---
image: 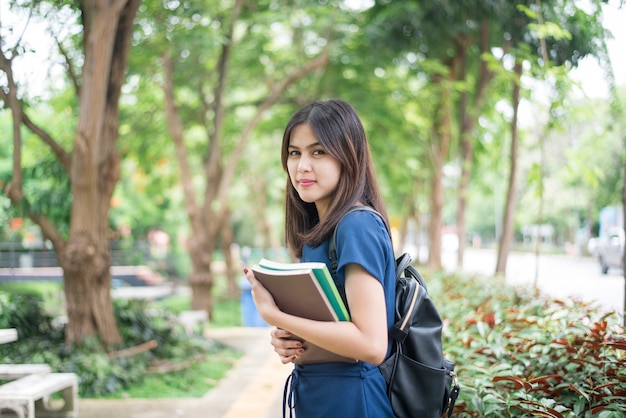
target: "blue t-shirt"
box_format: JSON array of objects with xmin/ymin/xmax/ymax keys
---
[
  {"xmin": 291, "ymin": 209, "xmax": 396, "ymax": 418},
  {"xmin": 302, "ymin": 209, "xmax": 396, "ymax": 347}
]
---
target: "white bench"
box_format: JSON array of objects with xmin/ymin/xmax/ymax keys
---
[
  {"xmin": 0, "ymin": 329, "xmax": 17, "ymax": 345},
  {"xmin": 0, "ymin": 372, "xmax": 77, "ymax": 418},
  {"xmin": 178, "ymin": 310, "xmax": 209, "ymax": 335},
  {"xmin": 0, "ymin": 364, "xmax": 52, "ymax": 380}
]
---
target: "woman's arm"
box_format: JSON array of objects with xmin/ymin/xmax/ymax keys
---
[{"xmin": 245, "ymin": 263, "xmax": 388, "ymax": 365}]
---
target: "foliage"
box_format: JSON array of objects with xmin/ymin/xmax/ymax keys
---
[
  {"xmin": 0, "ymin": 280, "xmax": 64, "ymax": 317},
  {"xmin": 1, "ymin": 0, "xmax": 622, "ymax": 256},
  {"xmin": 0, "ymin": 289, "xmax": 240, "ymax": 398},
  {"xmin": 0, "ymin": 286, "xmax": 61, "ymax": 340},
  {"xmin": 515, "ymin": 87, "xmax": 626, "ymax": 241},
  {"xmin": 425, "ymin": 270, "xmax": 626, "ymax": 417}
]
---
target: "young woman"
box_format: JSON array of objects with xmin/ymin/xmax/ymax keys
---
[{"xmin": 244, "ymin": 99, "xmax": 395, "ymax": 418}]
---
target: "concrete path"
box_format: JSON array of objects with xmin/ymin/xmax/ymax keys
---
[{"xmin": 78, "ymin": 327, "xmax": 291, "ymax": 418}]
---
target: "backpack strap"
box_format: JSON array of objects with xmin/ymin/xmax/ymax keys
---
[
  {"xmin": 401, "ymin": 254, "xmax": 428, "ymax": 292},
  {"xmin": 328, "ymin": 206, "xmax": 381, "ymax": 309}
]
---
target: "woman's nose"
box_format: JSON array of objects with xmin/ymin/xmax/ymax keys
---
[{"xmin": 298, "ymin": 155, "xmax": 311, "ymax": 172}]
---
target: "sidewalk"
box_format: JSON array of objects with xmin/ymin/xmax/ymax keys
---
[{"xmin": 77, "ymin": 327, "xmax": 291, "ymax": 418}]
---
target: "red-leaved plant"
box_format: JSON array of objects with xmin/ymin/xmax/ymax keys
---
[{"xmin": 424, "ymin": 270, "xmax": 625, "ymax": 418}]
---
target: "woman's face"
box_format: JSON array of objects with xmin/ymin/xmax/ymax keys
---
[{"xmin": 287, "ymin": 123, "xmax": 341, "ymax": 219}]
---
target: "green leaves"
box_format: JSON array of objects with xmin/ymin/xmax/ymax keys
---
[
  {"xmin": 426, "ymin": 271, "xmax": 626, "ymax": 417},
  {"xmin": 0, "ymin": 289, "xmax": 237, "ymax": 398}
]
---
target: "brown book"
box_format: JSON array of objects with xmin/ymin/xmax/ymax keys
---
[{"xmin": 251, "ymin": 262, "xmax": 356, "ymax": 365}]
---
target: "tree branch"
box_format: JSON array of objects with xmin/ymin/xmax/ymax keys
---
[
  {"xmin": 209, "ymin": 0, "xmax": 244, "ymax": 147},
  {"xmin": 146, "ymin": 353, "xmax": 205, "ymax": 374},
  {"xmin": 214, "ymin": 48, "xmax": 330, "ymax": 224},
  {"xmin": 0, "ymin": 35, "xmax": 67, "ymax": 256},
  {"xmin": 163, "ymin": 52, "xmax": 202, "ymax": 231},
  {"xmin": 29, "ymin": 212, "xmax": 66, "ymax": 258},
  {"xmin": 203, "ymin": 0, "xmax": 245, "ymax": 211},
  {"xmin": 0, "ymin": 47, "xmax": 24, "ymax": 204},
  {"xmin": 107, "ymin": 340, "xmax": 158, "ymax": 360},
  {"xmin": 56, "ymin": 38, "xmax": 81, "ymax": 96},
  {"xmin": 21, "ymin": 112, "xmax": 72, "ymax": 173}
]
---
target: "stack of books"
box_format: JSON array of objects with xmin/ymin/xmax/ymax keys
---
[{"xmin": 251, "ymin": 259, "xmax": 355, "ymax": 364}]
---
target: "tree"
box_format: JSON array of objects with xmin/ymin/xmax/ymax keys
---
[
  {"xmin": 363, "ymin": 0, "xmax": 509, "ymax": 268},
  {"xmin": 495, "ymin": 0, "xmax": 610, "ymax": 274},
  {"xmin": 454, "ymin": 19, "xmax": 496, "ymax": 267},
  {"xmin": 129, "ymin": 0, "xmax": 332, "ymax": 316},
  {"xmin": 495, "ymin": 58, "xmax": 524, "ymax": 275},
  {"xmin": 0, "ymin": 0, "xmax": 141, "ymax": 345}
]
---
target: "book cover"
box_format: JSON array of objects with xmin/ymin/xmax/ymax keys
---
[
  {"xmin": 251, "ymin": 262, "xmax": 356, "ymax": 365},
  {"xmin": 257, "ymin": 258, "xmax": 350, "ymax": 321}
]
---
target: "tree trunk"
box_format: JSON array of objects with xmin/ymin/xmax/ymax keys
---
[
  {"xmin": 187, "ymin": 229, "xmax": 216, "ymax": 315},
  {"xmin": 456, "ymin": 21, "xmax": 493, "ymax": 267},
  {"xmin": 251, "ymin": 175, "xmax": 283, "ymax": 260},
  {"xmin": 64, "ymin": 0, "xmax": 140, "ymax": 346},
  {"xmin": 398, "ymin": 197, "xmax": 412, "ymax": 251},
  {"xmin": 455, "ymin": 39, "xmax": 470, "ymax": 269},
  {"xmin": 427, "ymin": 68, "xmax": 454, "ymax": 269},
  {"xmin": 427, "ymin": 149, "xmax": 444, "ymax": 269},
  {"xmin": 220, "ymin": 207, "xmax": 239, "ymax": 299},
  {"xmin": 622, "ymin": 136, "xmax": 626, "ymax": 325},
  {"xmin": 2, "ymin": 0, "xmax": 139, "ymax": 346},
  {"xmin": 495, "ymin": 59, "xmax": 523, "ymax": 275},
  {"xmin": 399, "ymin": 194, "xmax": 420, "ymax": 259}
]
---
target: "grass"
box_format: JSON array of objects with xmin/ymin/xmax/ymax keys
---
[
  {"xmin": 100, "ymin": 296, "xmax": 246, "ymax": 399},
  {"xmin": 0, "ymin": 280, "xmax": 249, "ymax": 399},
  {"xmin": 158, "ymin": 294, "xmax": 243, "ymax": 328},
  {"xmin": 101, "ymin": 344, "xmax": 239, "ymax": 399}
]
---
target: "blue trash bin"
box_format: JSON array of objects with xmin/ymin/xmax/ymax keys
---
[{"xmin": 239, "ymin": 278, "xmax": 268, "ymax": 327}]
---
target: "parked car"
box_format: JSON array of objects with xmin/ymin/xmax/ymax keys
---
[{"xmin": 597, "ymin": 226, "xmax": 625, "ymax": 274}]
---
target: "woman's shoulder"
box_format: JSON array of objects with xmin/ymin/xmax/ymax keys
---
[
  {"xmin": 335, "ymin": 208, "xmax": 388, "ymax": 242},
  {"xmin": 337, "ymin": 207, "xmax": 385, "ymax": 229},
  {"xmin": 333, "ymin": 207, "xmax": 394, "ymax": 278}
]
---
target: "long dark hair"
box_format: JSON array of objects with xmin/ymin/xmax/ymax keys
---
[{"xmin": 281, "ymin": 99, "xmax": 390, "ymax": 257}]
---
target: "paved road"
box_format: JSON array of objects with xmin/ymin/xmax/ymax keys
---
[{"xmin": 442, "ymin": 248, "xmax": 624, "ymax": 316}]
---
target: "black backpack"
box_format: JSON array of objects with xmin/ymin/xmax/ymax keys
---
[{"xmin": 330, "ymin": 206, "xmax": 460, "ymax": 418}]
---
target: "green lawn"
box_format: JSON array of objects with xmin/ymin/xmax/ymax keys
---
[
  {"xmin": 100, "ymin": 346, "xmax": 239, "ymax": 399},
  {"xmin": 100, "ymin": 296, "xmax": 244, "ymax": 399}
]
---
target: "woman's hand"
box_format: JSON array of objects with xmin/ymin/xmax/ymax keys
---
[
  {"xmin": 243, "ymin": 268, "xmax": 281, "ymax": 324},
  {"xmin": 271, "ymin": 328, "xmax": 306, "ymax": 364},
  {"xmin": 243, "ymin": 269, "xmax": 306, "ymax": 363}
]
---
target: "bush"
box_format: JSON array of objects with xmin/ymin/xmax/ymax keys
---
[
  {"xmin": 427, "ymin": 271, "xmax": 626, "ymax": 417},
  {"xmin": 0, "ymin": 290, "xmax": 239, "ymax": 398}
]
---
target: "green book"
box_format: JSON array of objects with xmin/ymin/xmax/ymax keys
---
[{"xmin": 256, "ymin": 258, "xmax": 350, "ymax": 321}]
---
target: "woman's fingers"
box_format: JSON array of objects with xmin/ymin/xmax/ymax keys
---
[
  {"xmin": 271, "ymin": 327, "xmax": 292, "ymax": 339},
  {"xmin": 270, "ymin": 327, "xmax": 305, "ymax": 362}
]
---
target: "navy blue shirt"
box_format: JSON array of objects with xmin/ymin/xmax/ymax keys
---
[
  {"xmin": 290, "ymin": 209, "xmax": 396, "ymax": 418},
  {"xmin": 302, "ymin": 209, "xmax": 396, "ymax": 354}
]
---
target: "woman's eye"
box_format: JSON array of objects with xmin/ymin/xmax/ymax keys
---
[
  {"xmin": 288, "ymin": 150, "xmax": 300, "ymax": 157},
  {"xmin": 312, "ymin": 149, "xmax": 325, "ymax": 156}
]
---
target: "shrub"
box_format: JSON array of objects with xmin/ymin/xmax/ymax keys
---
[
  {"xmin": 428, "ymin": 271, "xmax": 626, "ymax": 417},
  {"xmin": 0, "ymin": 291, "xmax": 238, "ymax": 397}
]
